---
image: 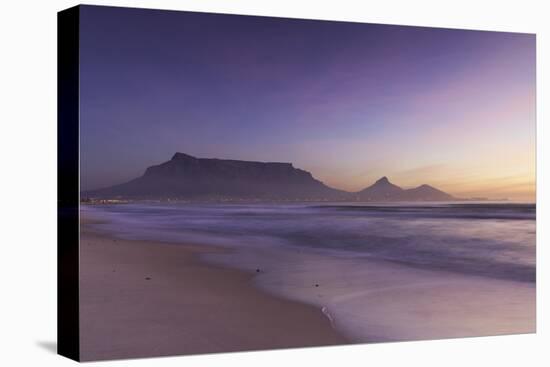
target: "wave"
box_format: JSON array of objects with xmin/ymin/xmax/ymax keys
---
[{"xmin": 82, "ymin": 202, "xmax": 536, "ymax": 282}]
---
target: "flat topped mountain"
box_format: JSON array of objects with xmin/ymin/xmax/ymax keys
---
[
  {"xmin": 84, "ymin": 153, "xmax": 347, "ymax": 200},
  {"xmin": 83, "ymin": 153, "xmax": 455, "ymax": 202},
  {"xmin": 151, "ymin": 152, "xmax": 301, "ymax": 180}
]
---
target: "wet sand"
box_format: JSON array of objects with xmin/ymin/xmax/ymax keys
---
[
  {"xmin": 79, "ymin": 223, "xmax": 347, "ymax": 361},
  {"xmin": 79, "ymin": 211, "xmax": 535, "ymax": 360},
  {"xmin": 205, "ymin": 244, "xmax": 536, "ymax": 343}
]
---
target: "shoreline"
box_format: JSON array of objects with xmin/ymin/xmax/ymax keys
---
[
  {"xmin": 203, "ymin": 241, "xmax": 535, "ymax": 343},
  {"xmin": 79, "ymin": 208, "xmax": 535, "ymax": 359},
  {"xmin": 79, "ymin": 219, "xmax": 347, "ymax": 361}
]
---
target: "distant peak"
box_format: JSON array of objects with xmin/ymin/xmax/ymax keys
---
[
  {"xmin": 171, "ymin": 152, "xmax": 197, "ymax": 161},
  {"xmin": 375, "ymin": 176, "xmax": 390, "ymax": 184}
]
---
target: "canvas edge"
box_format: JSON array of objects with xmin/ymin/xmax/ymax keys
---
[{"xmin": 57, "ymin": 4, "xmax": 81, "ymax": 362}]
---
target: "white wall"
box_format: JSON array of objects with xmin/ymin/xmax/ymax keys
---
[{"xmin": 0, "ymin": 1, "xmax": 547, "ymax": 366}]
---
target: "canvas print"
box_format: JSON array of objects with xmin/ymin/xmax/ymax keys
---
[{"xmin": 58, "ymin": 5, "xmax": 536, "ymax": 362}]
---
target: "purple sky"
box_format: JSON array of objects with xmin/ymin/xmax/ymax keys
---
[{"xmin": 79, "ymin": 6, "xmax": 535, "ymax": 200}]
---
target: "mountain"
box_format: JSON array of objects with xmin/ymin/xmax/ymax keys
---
[
  {"xmin": 83, "ymin": 152, "xmax": 347, "ymax": 201},
  {"xmin": 354, "ymin": 176, "xmax": 404, "ymax": 201},
  {"xmin": 402, "ymin": 184, "xmax": 455, "ymax": 201},
  {"xmin": 354, "ymin": 177, "xmax": 454, "ymax": 202},
  {"xmin": 83, "ymin": 153, "xmax": 455, "ymax": 202}
]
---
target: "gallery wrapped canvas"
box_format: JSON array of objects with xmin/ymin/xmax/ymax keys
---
[{"xmin": 58, "ymin": 5, "xmax": 536, "ymax": 362}]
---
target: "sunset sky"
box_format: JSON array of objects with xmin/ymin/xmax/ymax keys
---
[{"xmin": 79, "ymin": 6, "xmax": 535, "ymax": 201}]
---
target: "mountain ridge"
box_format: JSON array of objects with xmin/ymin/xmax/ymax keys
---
[
  {"xmin": 84, "ymin": 152, "xmax": 348, "ymax": 201},
  {"xmin": 83, "ymin": 153, "xmax": 456, "ymax": 202},
  {"xmin": 355, "ymin": 176, "xmax": 454, "ymax": 202}
]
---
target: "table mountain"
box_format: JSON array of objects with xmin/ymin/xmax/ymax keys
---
[
  {"xmin": 83, "ymin": 153, "xmax": 455, "ymax": 202},
  {"xmin": 83, "ymin": 152, "xmax": 347, "ymax": 201}
]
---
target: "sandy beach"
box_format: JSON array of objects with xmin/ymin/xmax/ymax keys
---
[
  {"xmin": 79, "ymin": 204, "xmax": 535, "ymax": 360},
  {"xmin": 79, "ymin": 220, "xmax": 347, "ymax": 361},
  {"xmin": 205, "ymin": 240, "xmax": 536, "ymax": 344}
]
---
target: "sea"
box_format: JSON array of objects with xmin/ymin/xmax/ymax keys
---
[{"xmin": 82, "ymin": 202, "xmax": 536, "ymax": 341}]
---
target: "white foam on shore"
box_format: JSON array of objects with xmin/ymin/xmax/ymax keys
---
[
  {"xmin": 82, "ymin": 204, "xmax": 536, "ymax": 342},
  {"xmin": 201, "ymin": 244, "xmax": 535, "ymax": 342}
]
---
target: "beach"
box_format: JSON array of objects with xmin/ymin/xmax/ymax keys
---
[
  {"xmin": 79, "ymin": 220, "xmax": 346, "ymax": 361},
  {"xmin": 205, "ymin": 240, "xmax": 535, "ymax": 343},
  {"xmin": 79, "ymin": 203, "xmax": 536, "ymax": 360}
]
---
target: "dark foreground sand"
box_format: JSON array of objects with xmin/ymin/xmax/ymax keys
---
[{"xmin": 79, "ymin": 224, "xmax": 347, "ymax": 361}]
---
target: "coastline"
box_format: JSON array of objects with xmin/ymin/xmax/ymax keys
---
[
  {"xmin": 205, "ymin": 241, "xmax": 536, "ymax": 343},
  {"xmin": 79, "ymin": 205, "xmax": 535, "ymax": 360},
  {"xmin": 79, "ymin": 218, "xmax": 347, "ymax": 361}
]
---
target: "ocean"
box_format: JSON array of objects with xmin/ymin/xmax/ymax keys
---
[{"xmin": 82, "ymin": 202, "xmax": 536, "ymax": 341}]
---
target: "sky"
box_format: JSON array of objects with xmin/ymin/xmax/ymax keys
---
[{"xmin": 79, "ymin": 5, "xmax": 536, "ymax": 201}]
